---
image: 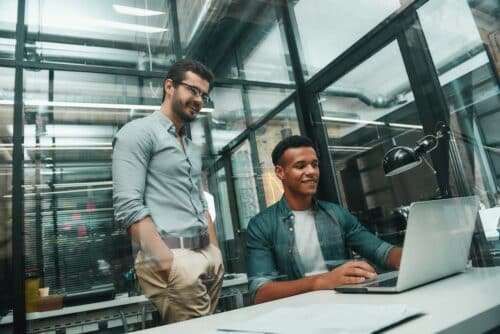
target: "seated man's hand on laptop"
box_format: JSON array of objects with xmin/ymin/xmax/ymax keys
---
[{"xmin": 312, "ymin": 261, "xmax": 377, "ymax": 290}]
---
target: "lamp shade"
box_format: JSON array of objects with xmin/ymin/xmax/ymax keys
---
[{"xmin": 383, "ymin": 146, "xmax": 422, "ymax": 176}]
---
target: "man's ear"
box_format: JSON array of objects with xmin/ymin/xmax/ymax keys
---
[
  {"xmin": 164, "ymin": 79, "xmax": 174, "ymax": 100},
  {"xmin": 275, "ymin": 165, "xmax": 285, "ymax": 181}
]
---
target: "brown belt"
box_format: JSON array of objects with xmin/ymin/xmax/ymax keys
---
[{"xmin": 161, "ymin": 232, "xmax": 210, "ymax": 249}]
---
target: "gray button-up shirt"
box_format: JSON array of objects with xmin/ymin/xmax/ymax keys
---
[{"xmin": 112, "ymin": 111, "xmax": 208, "ymax": 237}]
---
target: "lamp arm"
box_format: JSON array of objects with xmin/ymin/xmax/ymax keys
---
[
  {"xmin": 414, "ymin": 135, "xmax": 438, "ymax": 154},
  {"xmin": 414, "ymin": 122, "xmax": 451, "ymax": 154},
  {"xmin": 435, "ymin": 121, "xmax": 450, "ymax": 139},
  {"xmin": 421, "ymin": 154, "xmax": 437, "ymax": 175}
]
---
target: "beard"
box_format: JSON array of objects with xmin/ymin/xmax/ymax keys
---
[{"xmin": 171, "ymin": 93, "xmax": 199, "ymax": 123}]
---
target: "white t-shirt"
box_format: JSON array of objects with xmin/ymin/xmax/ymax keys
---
[{"xmin": 292, "ymin": 209, "xmax": 328, "ymax": 275}]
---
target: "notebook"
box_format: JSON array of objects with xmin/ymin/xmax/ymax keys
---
[{"xmin": 335, "ymin": 196, "xmax": 479, "ymax": 293}]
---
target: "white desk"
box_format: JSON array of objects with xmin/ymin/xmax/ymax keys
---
[{"xmin": 137, "ymin": 267, "xmax": 500, "ymax": 334}]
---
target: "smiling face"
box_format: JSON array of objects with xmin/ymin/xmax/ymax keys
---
[
  {"xmin": 275, "ymin": 146, "xmax": 320, "ymax": 199},
  {"xmin": 165, "ymin": 70, "xmax": 209, "ymax": 126}
]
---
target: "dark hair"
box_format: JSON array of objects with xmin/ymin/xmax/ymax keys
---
[
  {"xmin": 162, "ymin": 59, "xmax": 214, "ymax": 102},
  {"xmin": 271, "ymin": 135, "xmax": 315, "ymax": 166}
]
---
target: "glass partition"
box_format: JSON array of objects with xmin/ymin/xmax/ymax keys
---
[
  {"xmin": 418, "ymin": 0, "xmax": 500, "ymax": 207},
  {"xmin": 247, "ymin": 87, "xmax": 294, "ymax": 123},
  {"xmin": 212, "ymin": 168, "xmax": 235, "ymax": 261},
  {"xmin": 0, "ymin": 0, "xmax": 17, "ymax": 60},
  {"xmin": 0, "ymin": 67, "xmax": 14, "ymax": 319},
  {"xmin": 319, "ymin": 40, "xmax": 433, "ymax": 245},
  {"xmin": 293, "ymin": 0, "xmax": 401, "ymax": 78},
  {"xmin": 208, "ymin": 86, "xmax": 246, "ymax": 152},
  {"xmin": 207, "ymin": 166, "xmax": 248, "ymax": 275},
  {"xmin": 25, "ymin": 0, "xmax": 175, "ymax": 71},
  {"xmin": 240, "ymin": 20, "xmax": 293, "ymax": 84},
  {"xmin": 195, "ymin": 85, "xmax": 295, "ymax": 154},
  {"xmin": 418, "ymin": 0, "xmax": 499, "ymax": 264},
  {"xmin": 231, "ymin": 140, "xmax": 260, "ymax": 230},
  {"xmin": 206, "ymin": 1, "xmax": 294, "ymax": 84},
  {"xmin": 22, "ymin": 69, "xmax": 154, "ymax": 332}
]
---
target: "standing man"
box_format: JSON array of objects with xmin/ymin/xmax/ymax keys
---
[
  {"xmin": 246, "ymin": 135, "xmax": 402, "ymax": 304},
  {"xmin": 112, "ymin": 59, "xmax": 224, "ymax": 323}
]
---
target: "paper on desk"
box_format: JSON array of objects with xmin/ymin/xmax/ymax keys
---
[{"xmin": 216, "ymin": 303, "xmax": 423, "ymax": 334}]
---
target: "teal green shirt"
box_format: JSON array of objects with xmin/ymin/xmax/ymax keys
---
[{"xmin": 245, "ymin": 196, "xmax": 395, "ymax": 303}]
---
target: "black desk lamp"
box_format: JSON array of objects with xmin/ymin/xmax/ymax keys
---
[
  {"xmin": 382, "ymin": 122, "xmax": 495, "ymax": 267},
  {"xmin": 383, "ymin": 122, "xmax": 450, "ymax": 176}
]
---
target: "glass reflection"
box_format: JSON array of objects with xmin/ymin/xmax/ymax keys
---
[
  {"xmin": 0, "ymin": 0, "xmax": 17, "ymax": 60},
  {"xmin": 0, "ymin": 67, "xmax": 14, "ymax": 319},
  {"xmin": 231, "ymin": 141, "xmax": 260, "ymax": 230},
  {"xmin": 241, "ymin": 21, "xmax": 293, "ymax": 83},
  {"xmin": 206, "ymin": 1, "xmax": 293, "ymax": 84},
  {"xmin": 418, "ymin": 0, "xmax": 499, "ymax": 264},
  {"xmin": 319, "ymin": 41, "xmax": 434, "ymax": 245},
  {"xmin": 209, "ymin": 86, "xmax": 246, "ymax": 151},
  {"xmin": 22, "ymin": 69, "xmax": 140, "ymax": 330},
  {"xmin": 211, "ymin": 167, "xmax": 243, "ymax": 273},
  {"xmin": 247, "ymin": 87, "xmax": 294, "ymax": 123},
  {"xmin": 419, "ymin": 0, "xmax": 500, "ymax": 207},
  {"xmin": 293, "ymin": 0, "xmax": 401, "ymax": 78},
  {"xmin": 25, "ymin": 0, "xmax": 175, "ymax": 70}
]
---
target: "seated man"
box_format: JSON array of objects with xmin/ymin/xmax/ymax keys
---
[{"xmin": 245, "ymin": 135, "xmax": 402, "ymax": 304}]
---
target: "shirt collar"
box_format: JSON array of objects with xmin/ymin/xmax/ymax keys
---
[
  {"xmin": 154, "ymin": 110, "xmax": 188, "ymax": 138},
  {"xmin": 277, "ymin": 195, "xmax": 320, "ymax": 222}
]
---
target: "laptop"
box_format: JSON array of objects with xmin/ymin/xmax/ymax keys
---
[{"xmin": 334, "ymin": 196, "xmax": 479, "ymax": 293}]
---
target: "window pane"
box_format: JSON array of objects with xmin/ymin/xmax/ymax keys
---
[
  {"xmin": 418, "ymin": 0, "xmax": 499, "ymax": 265},
  {"xmin": 209, "ymin": 86, "xmax": 246, "ymax": 152},
  {"xmin": 25, "ymin": 0, "xmax": 175, "ymax": 70},
  {"xmin": 418, "ymin": 0, "xmax": 500, "ymax": 208},
  {"xmin": 231, "ymin": 140, "xmax": 260, "ymax": 230},
  {"xmin": 319, "ymin": 41, "xmax": 433, "ymax": 245},
  {"xmin": 190, "ymin": 113, "xmax": 217, "ymax": 162},
  {"xmin": 240, "ymin": 22, "xmax": 293, "ymax": 84},
  {"xmin": 0, "ymin": 67, "xmax": 14, "ymax": 317},
  {"xmin": 197, "ymin": 85, "xmax": 295, "ymax": 155},
  {"xmin": 22, "ymin": 69, "xmax": 141, "ymax": 330},
  {"xmin": 255, "ymin": 105, "xmax": 301, "ymax": 206},
  {"xmin": 0, "ymin": 0, "xmax": 17, "ymax": 59},
  {"xmin": 293, "ymin": 0, "xmax": 401, "ymax": 78},
  {"xmin": 247, "ymin": 87, "xmax": 294, "ymax": 123},
  {"xmin": 200, "ymin": 1, "xmax": 293, "ymax": 84},
  {"xmin": 209, "ymin": 167, "xmax": 244, "ymax": 274}
]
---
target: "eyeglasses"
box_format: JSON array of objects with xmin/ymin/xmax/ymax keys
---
[{"xmin": 176, "ymin": 81, "xmax": 211, "ymax": 104}]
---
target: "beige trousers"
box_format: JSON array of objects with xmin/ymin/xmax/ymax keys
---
[{"xmin": 135, "ymin": 244, "xmax": 224, "ymax": 324}]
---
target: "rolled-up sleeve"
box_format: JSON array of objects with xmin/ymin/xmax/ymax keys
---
[
  {"xmin": 245, "ymin": 216, "xmax": 280, "ymax": 303},
  {"xmin": 112, "ymin": 123, "xmax": 152, "ymax": 231},
  {"xmin": 340, "ymin": 208, "xmax": 394, "ymax": 267}
]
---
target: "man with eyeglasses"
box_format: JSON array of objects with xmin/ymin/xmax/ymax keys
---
[{"xmin": 112, "ymin": 59, "xmax": 223, "ymax": 324}]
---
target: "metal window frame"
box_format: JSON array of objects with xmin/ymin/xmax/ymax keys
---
[{"xmin": 12, "ymin": 0, "xmax": 26, "ymax": 332}]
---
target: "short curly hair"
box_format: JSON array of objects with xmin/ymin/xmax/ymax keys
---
[{"xmin": 271, "ymin": 135, "xmax": 315, "ymax": 166}]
